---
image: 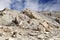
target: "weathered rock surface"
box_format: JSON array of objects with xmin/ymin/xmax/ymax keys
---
[{"xmin": 0, "ymin": 8, "xmax": 60, "ymax": 40}]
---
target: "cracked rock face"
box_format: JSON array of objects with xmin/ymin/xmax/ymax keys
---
[{"xmin": 0, "ymin": 8, "xmax": 60, "ymax": 40}]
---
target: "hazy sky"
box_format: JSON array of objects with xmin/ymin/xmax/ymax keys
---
[{"xmin": 0, "ymin": 0, "xmax": 60, "ymax": 11}]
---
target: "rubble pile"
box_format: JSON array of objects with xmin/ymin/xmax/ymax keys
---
[{"xmin": 0, "ymin": 8, "xmax": 60, "ymax": 40}]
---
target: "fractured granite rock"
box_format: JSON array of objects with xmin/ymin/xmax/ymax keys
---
[{"xmin": 0, "ymin": 8, "xmax": 60, "ymax": 40}]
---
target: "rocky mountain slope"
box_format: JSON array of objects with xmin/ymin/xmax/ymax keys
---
[{"xmin": 0, "ymin": 8, "xmax": 60, "ymax": 40}]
